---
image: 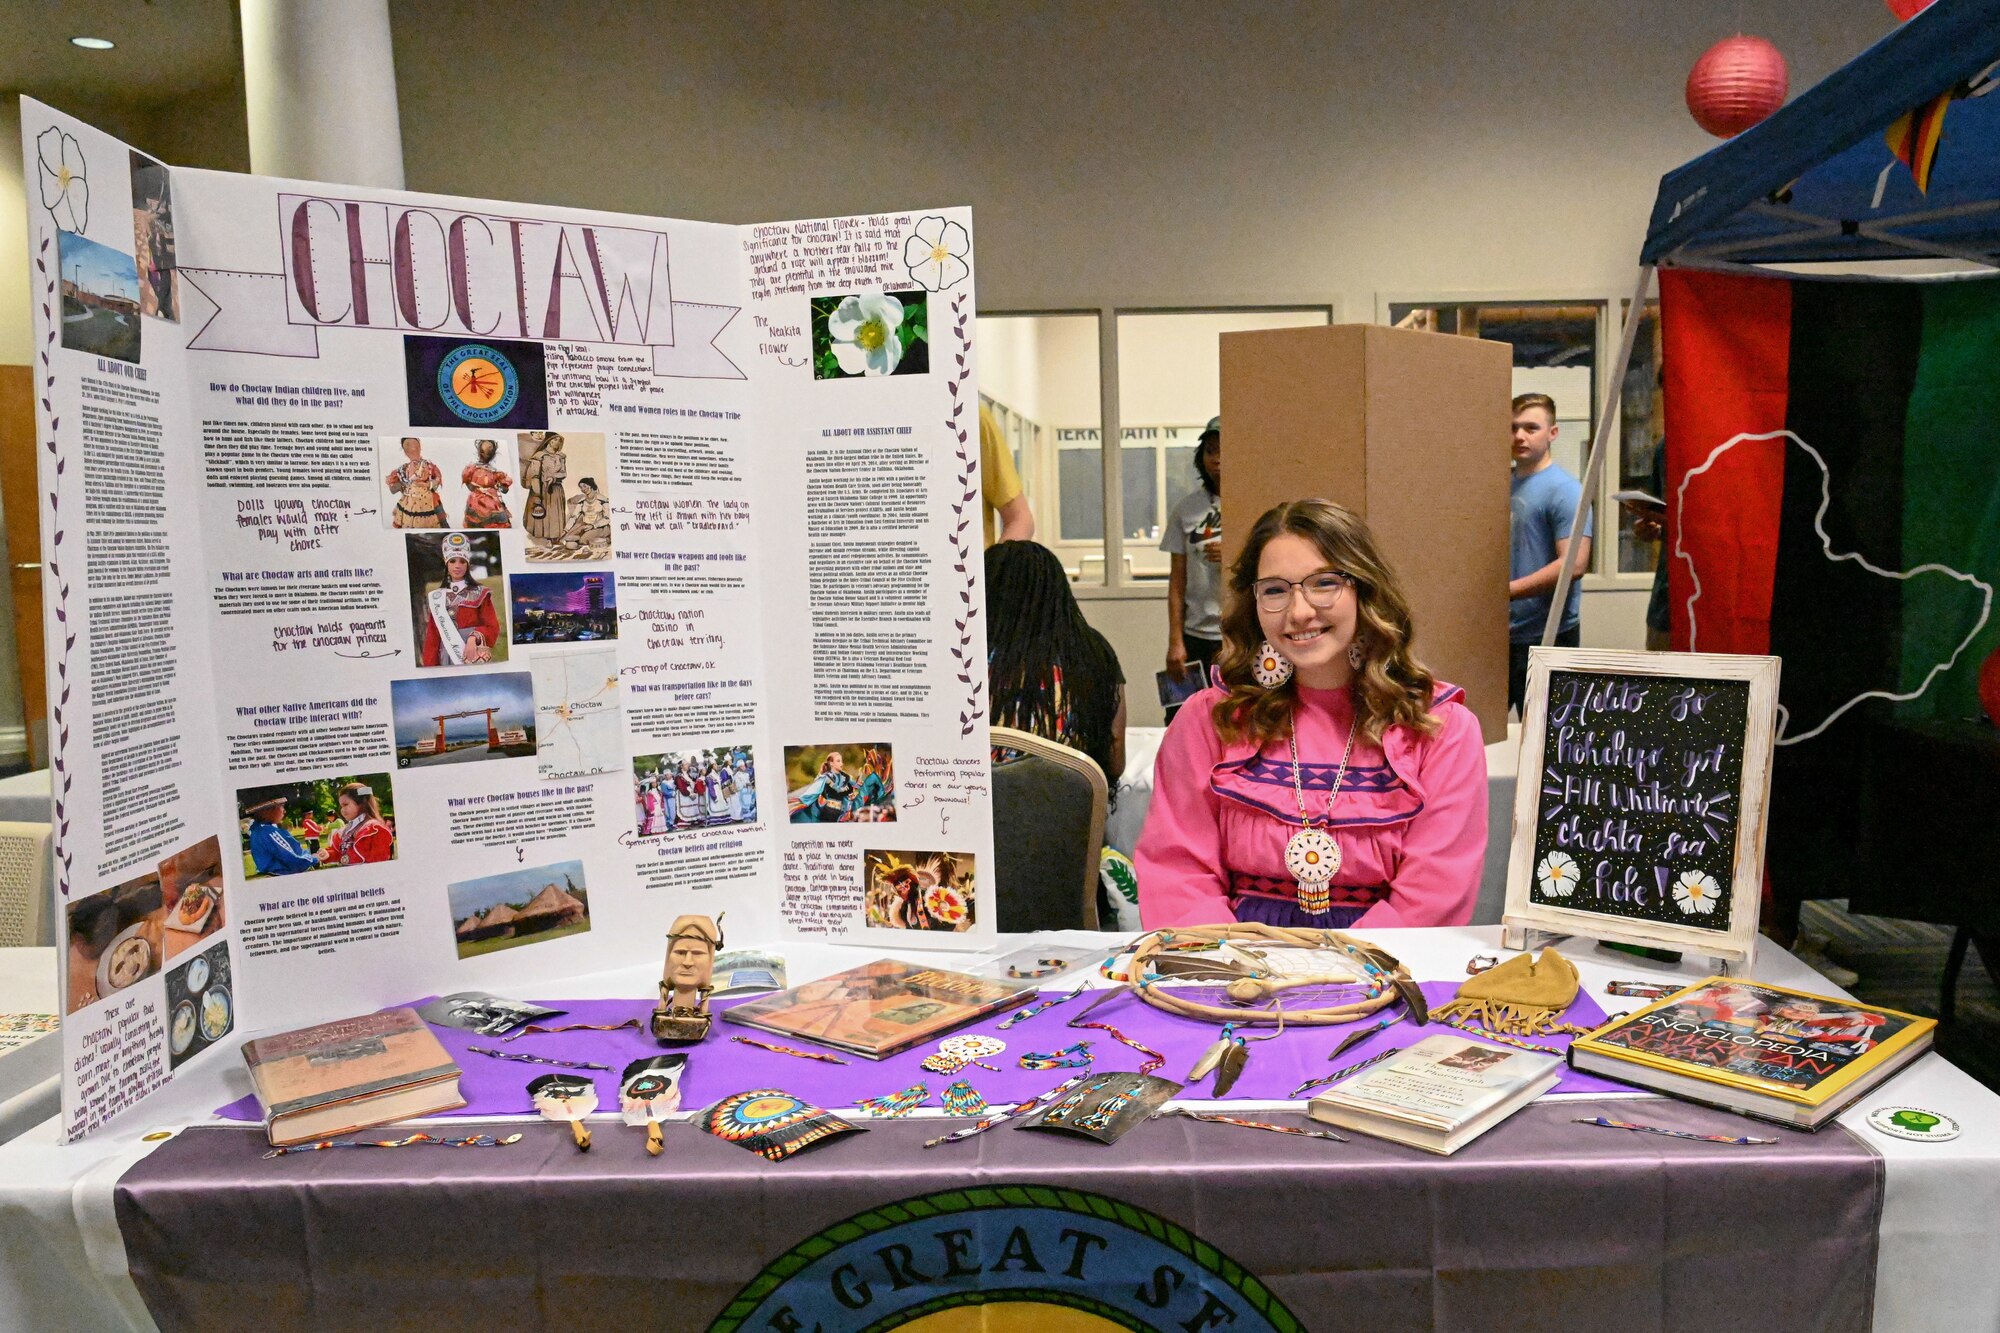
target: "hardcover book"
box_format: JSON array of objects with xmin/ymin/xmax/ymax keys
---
[
  {"xmin": 242, "ymin": 1006, "xmax": 465, "ymax": 1146},
  {"xmin": 1307, "ymin": 1034, "xmax": 1560, "ymax": 1155},
  {"xmin": 1568, "ymin": 977, "xmax": 1934, "ymax": 1129},
  {"xmin": 720, "ymin": 959, "xmax": 1031, "ymax": 1059}
]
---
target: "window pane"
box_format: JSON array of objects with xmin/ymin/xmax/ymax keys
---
[
  {"xmin": 1399, "ymin": 301, "xmax": 1604, "ymax": 573},
  {"xmin": 1115, "ymin": 308, "xmax": 1329, "ymax": 578},
  {"xmin": 1617, "ymin": 301, "xmax": 1664, "ymax": 575},
  {"xmin": 975, "ymin": 313, "xmax": 1102, "ymax": 581},
  {"xmin": 1058, "ymin": 445, "xmax": 1104, "ymax": 543},
  {"xmin": 1122, "ymin": 441, "xmax": 1159, "ymax": 541}
]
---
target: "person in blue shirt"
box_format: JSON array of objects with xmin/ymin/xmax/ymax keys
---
[
  {"xmin": 243, "ymin": 795, "xmax": 317, "ymax": 876},
  {"xmin": 1508, "ymin": 392, "xmax": 1592, "ymax": 715}
]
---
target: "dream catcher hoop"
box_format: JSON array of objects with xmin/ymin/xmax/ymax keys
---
[{"xmin": 1106, "ymin": 923, "xmax": 1427, "ymax": 1027}]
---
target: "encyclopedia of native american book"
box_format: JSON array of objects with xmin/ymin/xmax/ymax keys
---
[
  {"xmin": 1568, "ymin": 977, "xmax": 1935, "ymax": 1129},
  {"xmin": 242, "ymin": 1006, "xmax": 465, "ymax": 1146},
  {"xmin": 719, "ymin": 959, "xmax": 1031, "ymax": 1059}
]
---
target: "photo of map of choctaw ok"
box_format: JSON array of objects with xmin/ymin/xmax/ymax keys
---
[{"xmin": 532, "ymin": 648, "xmax": 624, "ymax": 779}]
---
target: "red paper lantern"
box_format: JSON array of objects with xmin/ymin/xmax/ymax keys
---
[
  {"xmin": 1685, "ymin": 35, "xmax": 1790, "ymax": 138},
  {"xmin": 1979, "ymin": 642, "xmax": 2000, "ymax": 729},
  {"xmin": 1886, "ymin": 0, "xmax": 1936, "ymax": 20}
]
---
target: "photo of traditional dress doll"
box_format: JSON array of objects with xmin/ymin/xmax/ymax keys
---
[
  {"xmin": 384, "ymin": 436, "xmax": 447, "ymax": 529},
  {"xmin": 863, "ymin": 850, "xmax": 975, "ymax": 932},
  {"xmin": 784, "ymin": 744, "xmax": 895, "ymax": 823},
  {"xmin": 633, "ymin": 747, "xmax": 758, "ymax": 835},
  {"xmin": 408, "ymin": 531, "xmax": 507, "ymax": 667},
  {"xmin": 461, "ymin": 437, "xmax": 514, "ymax": 529},
  {"xmin": 518, "ymin": 431, "xmax": 611, "ymax": 561},
  {"xmin": 235, "ymin": 774, "xmax": 397, "ymax": 880}
]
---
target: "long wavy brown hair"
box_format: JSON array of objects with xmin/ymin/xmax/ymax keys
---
[{"xmin": 1213, "ymin": 499, "xmax": 1440, "ymax": 747}]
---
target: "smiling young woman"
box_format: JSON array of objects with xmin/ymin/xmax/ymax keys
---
[{"xmin": 1135, "ymin": 499, "xmax": 1488, "ymax": 928}]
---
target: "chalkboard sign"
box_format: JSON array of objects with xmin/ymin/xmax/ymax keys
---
[{"xmin": 1503, "ymin": 648, "xmax": 1780, "ymax": 967}]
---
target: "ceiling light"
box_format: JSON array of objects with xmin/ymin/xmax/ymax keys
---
[{"xmin": 70, "ymin": 36, "xmax": 116, "ymax": 51}]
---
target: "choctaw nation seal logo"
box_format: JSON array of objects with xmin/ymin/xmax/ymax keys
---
[
  {"xmin": 711, "ymin": 1185, "xmax": 1301, "ymax": 1333},
  {"xmin": 436, "ymin": 342, "xmax": 519, "ymax": 424}
]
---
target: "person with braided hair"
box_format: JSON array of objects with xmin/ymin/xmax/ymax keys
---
[{"xmin": 984, "ymin": 540, "xmax": 1126, "ymax": 799}]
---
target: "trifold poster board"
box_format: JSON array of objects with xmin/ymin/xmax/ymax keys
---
[
  {"xmin": 23, "ymin": 100, "xmax": 994, "ymax": 1141},
  {"xmin": 1503, "ymin": 647, "xmax": 1779, "ymax": 968}
]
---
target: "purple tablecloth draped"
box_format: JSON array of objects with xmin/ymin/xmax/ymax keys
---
[
  {"xmin": 215, "ymin": 983, "xmax": 1630, "ymax": 1122},
  {"xmin": 117, "ymin": 1098, "xmax": 1882, "ymax": 1332}
]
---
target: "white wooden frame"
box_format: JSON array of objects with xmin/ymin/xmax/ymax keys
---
[{"xmin": 1502, "ymin": 647, "xmax": 1781, "ymax": 969}]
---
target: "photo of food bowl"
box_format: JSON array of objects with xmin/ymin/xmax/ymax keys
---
[
  {"xmin": 164, "ymin": 937, "xmax": 234, "ymax": 1071},
  {"xmin": 170, "ymin": 1000, "xmax": 196, "ymax": 1056},
  {"xmin": 65, "ymin": 871, "xmax": 167, "ymax": 1014},
  {"xmin": 200, "ymin": 985, "xmax": 232, "ymax": 1042},
  {"xmin": 98, "ymin": 924, "xmax": 154, "ymax": 995}
]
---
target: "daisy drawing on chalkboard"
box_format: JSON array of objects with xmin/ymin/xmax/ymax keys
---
[
  {"xmin": 1535, "ymin": 850, "xmax": 1580, "ymax": 899},
  {"xmin": 1671, "ymin": 869, "xmax": 1722, "ymax": 915}
]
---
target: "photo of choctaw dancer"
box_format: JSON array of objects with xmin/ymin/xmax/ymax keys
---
[
  {"xmin": 785, "ymin": 744, "xmax": 895, "ymax": 823},
  {"xmin": 408, "ymin": 531, "xmax": 507, "ymax": 667},
  {"xmin": 634, "ymin": 747, "xmax": 758, "ymax": 835}
]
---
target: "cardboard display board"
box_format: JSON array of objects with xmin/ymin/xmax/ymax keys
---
[
  {"xmin": 1219, "ymin": 324, "xmax": 1511, "ymax": 742},
  {"xmin": 23, "ymin": 101, "xmax": 994, "ymax": 1140},
  {"xmin": 1503, "ymin": 647, "xmax": 1779, "ymax": 967}
]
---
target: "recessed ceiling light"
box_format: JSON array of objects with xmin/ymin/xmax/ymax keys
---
[{"xmin": 70, "ymin": 36, "xmax": 116, "ymax": 51}]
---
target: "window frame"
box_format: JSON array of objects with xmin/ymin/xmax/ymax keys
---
[
  {"xmin": 979, "ymin": 302, "xmax": 1339, "ymax": 599},
  {"xmin": 1372, "ymin": 288, "xmax": 1655, "ymax": 592}
]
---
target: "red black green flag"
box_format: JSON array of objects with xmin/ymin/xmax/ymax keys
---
[{"xmin": 1661, "ymin": 268, "xmax": 2000, "ymax": 900}]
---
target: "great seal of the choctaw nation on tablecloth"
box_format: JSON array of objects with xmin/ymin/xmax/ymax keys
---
[{"xmin": 709, "ymin": 1184, "xmax": 1301, "ymax": 1333}]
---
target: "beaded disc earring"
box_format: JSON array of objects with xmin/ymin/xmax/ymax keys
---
[
  {"xmin": 1347, "ymin": 636, "xmax": 1365, "ymax": 671},
  {"xmin": 1253, "ymin": 642, "xmax": 1294, "ymax": 687}
]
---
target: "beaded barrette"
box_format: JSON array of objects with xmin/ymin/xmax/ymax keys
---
[
  {"xmin": 855, "ymin": 1082, "xmax": 931, "ymax": 1118},
  {"xmin": 921, "ymin": 1051, "xmax": 1002, "ymax": 1075},
  {"xmin": 1019, "ymin": 1042, "xmax": 1093, "ymax": 1070}
]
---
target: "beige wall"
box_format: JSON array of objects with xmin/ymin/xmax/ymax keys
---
[{"xmin": 382, "ymin": 0, "xmax": 1890, "ymax": 730}]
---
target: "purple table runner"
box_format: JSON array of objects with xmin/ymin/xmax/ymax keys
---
[
  {"xmin": 119, "ymin": 1097, "xmax": 1882, "ymax": 1332},
  {"xmin": 216, "ymin": 982, "xmax": 1632, "ymax": 1123}
]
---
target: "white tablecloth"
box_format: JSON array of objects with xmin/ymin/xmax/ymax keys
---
[
  {"xmin": 0, "ymin": 948, "xmax": 58, "ymax": 1148},
  {"xmin": 0, "ymin": 926, "xmax": 1993, "ymax": 1330},
  {"xmin": 1107, "ymin": 725, "xmax": 1523, "ymax": 924}
]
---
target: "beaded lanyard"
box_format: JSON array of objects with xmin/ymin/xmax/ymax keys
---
[{"xmin": 265, "ymin": 1131, "xmax": 523, "ymax": 1158}]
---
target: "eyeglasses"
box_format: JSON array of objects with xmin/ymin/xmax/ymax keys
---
[{"xmin": 1252, "ymin": 570, "xmax": 1355, "ymax": 613}]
